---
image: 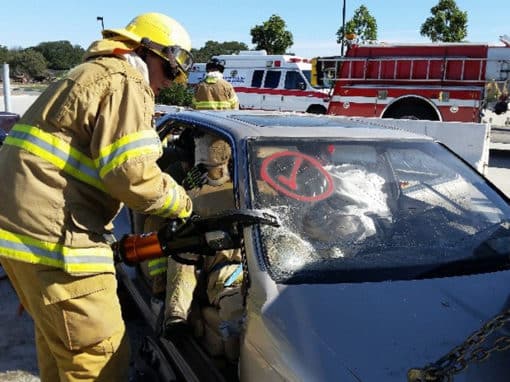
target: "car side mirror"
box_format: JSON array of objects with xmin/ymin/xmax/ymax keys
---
[
  {"xmin": 297, "ymin": 82, "xmax": 306, "ymax": 91},
  {"xmin": 0, "ymin": 112, "xmax": 19, "ymax": 135}
]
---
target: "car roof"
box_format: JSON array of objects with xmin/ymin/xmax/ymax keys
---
[{"xmin": 158, "ymin": 109, "xmax": 434, "ymax": 142}]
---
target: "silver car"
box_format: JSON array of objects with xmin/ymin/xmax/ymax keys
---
[{"xmin": 120, "ymin": 110, "xmax": 510, "ymax": 382}]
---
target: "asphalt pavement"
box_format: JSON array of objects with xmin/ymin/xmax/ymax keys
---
[
  {"xmin": 486, "ymin": 149, "xmax": 510, "ymax": 196},
  {"xmin": 0, "ymin": 271, "xmax": 39, "ymax": 382}
]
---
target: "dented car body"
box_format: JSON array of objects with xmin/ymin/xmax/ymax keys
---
[{"xmin": 123, "ymin": 110, "xmax": 510, "ymax": 381}]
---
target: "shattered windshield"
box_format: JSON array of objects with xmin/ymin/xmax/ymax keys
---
[{"xmin": 248, "ymin": 139, "xmax": 510, "ymax": 283}]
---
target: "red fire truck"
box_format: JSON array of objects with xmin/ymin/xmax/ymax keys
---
[{"xmin": 313, "ymin": 38, "xmax": 510, "ymax": 123}]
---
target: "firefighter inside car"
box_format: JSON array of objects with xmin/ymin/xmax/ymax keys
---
[
  {"xmin": 0, "ymin": 12, "xmax": 194, "ymax": 382},
  {"xmin": 142, "ymin": 131, "xmax": 243, "ymax": 364}
]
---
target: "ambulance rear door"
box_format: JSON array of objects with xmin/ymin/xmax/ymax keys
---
[{"xmin": 260, "ymin": 69, "xmax": 284, "ymax": 111}]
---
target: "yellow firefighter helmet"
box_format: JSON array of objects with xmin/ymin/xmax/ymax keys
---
[{"xmin": 103, "ymin": 12, "xmax": 193, "ymax": 82}]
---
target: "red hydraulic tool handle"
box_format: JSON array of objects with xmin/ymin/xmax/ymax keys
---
[
  {"xmin": 114, "ymin": 232, "xmax": 164, "ymax": 265},
  {"xmin": 113, "ymin": 209, "xmax": 280, "ymax": 266}
]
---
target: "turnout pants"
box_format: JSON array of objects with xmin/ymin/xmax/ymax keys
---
[{"xmin": 0, "ymin": 258, "xmax": 130, "ymax": 382}]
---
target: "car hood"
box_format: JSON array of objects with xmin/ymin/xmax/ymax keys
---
[{"xmin": 243, "ymin": 270, "xmax": 510, "ymax": 381}]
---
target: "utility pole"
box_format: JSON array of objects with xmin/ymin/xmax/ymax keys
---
[
  {"xmin": 2, "ymin": 63, "xmax": 12, "ymax": 112},
  {"xmin": 341, "ymin": 0, "xmax": 346, "ymax": 56},
  {"xmin": 97, "ymin": 16, "xmax": 104, "ymax": 31}
]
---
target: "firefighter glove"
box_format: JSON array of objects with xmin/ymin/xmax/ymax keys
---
[
  {"xmin": 112, "ymin": 235, "xmax": 127, "ymax": 264},
  {"xmin": 182, "ymin": 163, "xmax": 208, "ymax": 190}
]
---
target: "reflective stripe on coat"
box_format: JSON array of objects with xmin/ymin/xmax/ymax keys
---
[
  {"xmin": 0, "ymin": 39, "xmax": 191, "ymax": 274},
  {"xmin": 192, "ymin": 76, "xmax": 239, "ymax": 110}
]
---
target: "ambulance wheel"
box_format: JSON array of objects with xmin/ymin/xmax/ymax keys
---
[{"xmin": 306, "ymin": 105, "xmax": 327, "ymax": 114}]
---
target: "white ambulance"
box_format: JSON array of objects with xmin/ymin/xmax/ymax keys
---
[{"xmin": 192, "ymin": 50, "xmax": 330, "ymax": 114}]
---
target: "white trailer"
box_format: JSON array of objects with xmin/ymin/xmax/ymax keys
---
[{"xmin": 347, "ymin": 117, "xmax": 491, "ymax": 175}]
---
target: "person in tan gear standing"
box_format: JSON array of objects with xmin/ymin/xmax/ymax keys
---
[
  {"xmin": 192, "ymin": 58, "xmax": 239, "ymax": 110},
  {"xmin": 0, "ymin": 12, "xmax": 194, "ymax": 382}
]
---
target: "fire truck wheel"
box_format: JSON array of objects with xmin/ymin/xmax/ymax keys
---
[
  {"xmin": 383, "ymin": 104, "xmax": 439, "ymax": 121},
  {"xmin": 382, "ymin": 96, "xmax": 441, "ymax": 121}
]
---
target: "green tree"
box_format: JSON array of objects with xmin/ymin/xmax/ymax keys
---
[
  {"xmin": 336, "ymin": 5, "xmax": 377, "ymax": 44},
  {"xmin": 191, "ymin": 40, "xmax": 248, "ymax": 63},
  {"xmin": 420, "ymin": 0, "xmax": 468, "ymax": 42},
  {"xmin": 156, "ymin": 83, "xmax": 193, "ymax": 107},
  {"xmin": 8, "ymin": 48, "xmax": 48, "ymax": 80},
  {"xmin": 0, "ymin": 45, "xmax": 9, "ymax": 63},
  {"xmin": 250, "ymin": 14, "xmax": 293, "ymax": 54},
  {"xmin": 33, "ymin": 41, "xmax": 85, "ymax": 70}
]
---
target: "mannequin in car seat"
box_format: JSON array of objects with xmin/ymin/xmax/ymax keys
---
[
  {"xmin": 156, "ymin": 133, "xmax": 243, "ymax": 361},
  {"xmin": 301, "ymin": 146, "xmax": 393, "ymax": 255}
]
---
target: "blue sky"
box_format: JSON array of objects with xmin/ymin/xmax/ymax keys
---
[{"xmin": 1, "ymin": 0, "xmax": 508, "ymax": 58}]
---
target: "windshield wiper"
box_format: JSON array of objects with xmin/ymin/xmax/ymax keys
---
[
  {"xmin": 452, "ymin": 220, "xmax": 510, "ymax": 252},
  {"xmin": 473, "ymin": 221, "xmax": 510, "ymax": 256},
  {"xmin": 415, "ymin": 256, "xmax": 510, "ymax": 279},
  {"xmin": 415, "ymin": 222, "xmax": 510, "ymax": 278}
]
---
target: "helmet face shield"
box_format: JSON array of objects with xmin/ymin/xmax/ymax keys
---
[
  {"xmin": 140, "ymin": 37, "xmax": 193, "ymax": 82},
  {"xmin": 162, "ymin": 45, "xmax": 194, "ymax": 73},
  {"xmin": 141, "ymin": 37, "xmax": 193, "ymax": 81}
]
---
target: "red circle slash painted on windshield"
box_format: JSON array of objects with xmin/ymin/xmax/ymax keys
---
[
  {"xmin": 277, "ymin": 156, "xmax": 303, "ymax": 190},
  {"xmin": 260, "ymin": 151, "xmax": 334, "ymax": 202}
]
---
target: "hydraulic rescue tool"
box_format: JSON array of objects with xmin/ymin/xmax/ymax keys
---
[{"xmin": 112, "ymin": 209, "xmax": 280, "ymax": 266}]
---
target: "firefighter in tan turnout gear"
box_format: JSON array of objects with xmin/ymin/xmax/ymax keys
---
[
  {"xmin": 192, "ymin": 58, "xmax": 239, "ymax": 110},
  {"xmin": 0, "ymin": 13, "xmax": 194, "ymax": 382},
  {"xmin": 145, "ymin": 133, "xmax": 243, "ymax": 362}
]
